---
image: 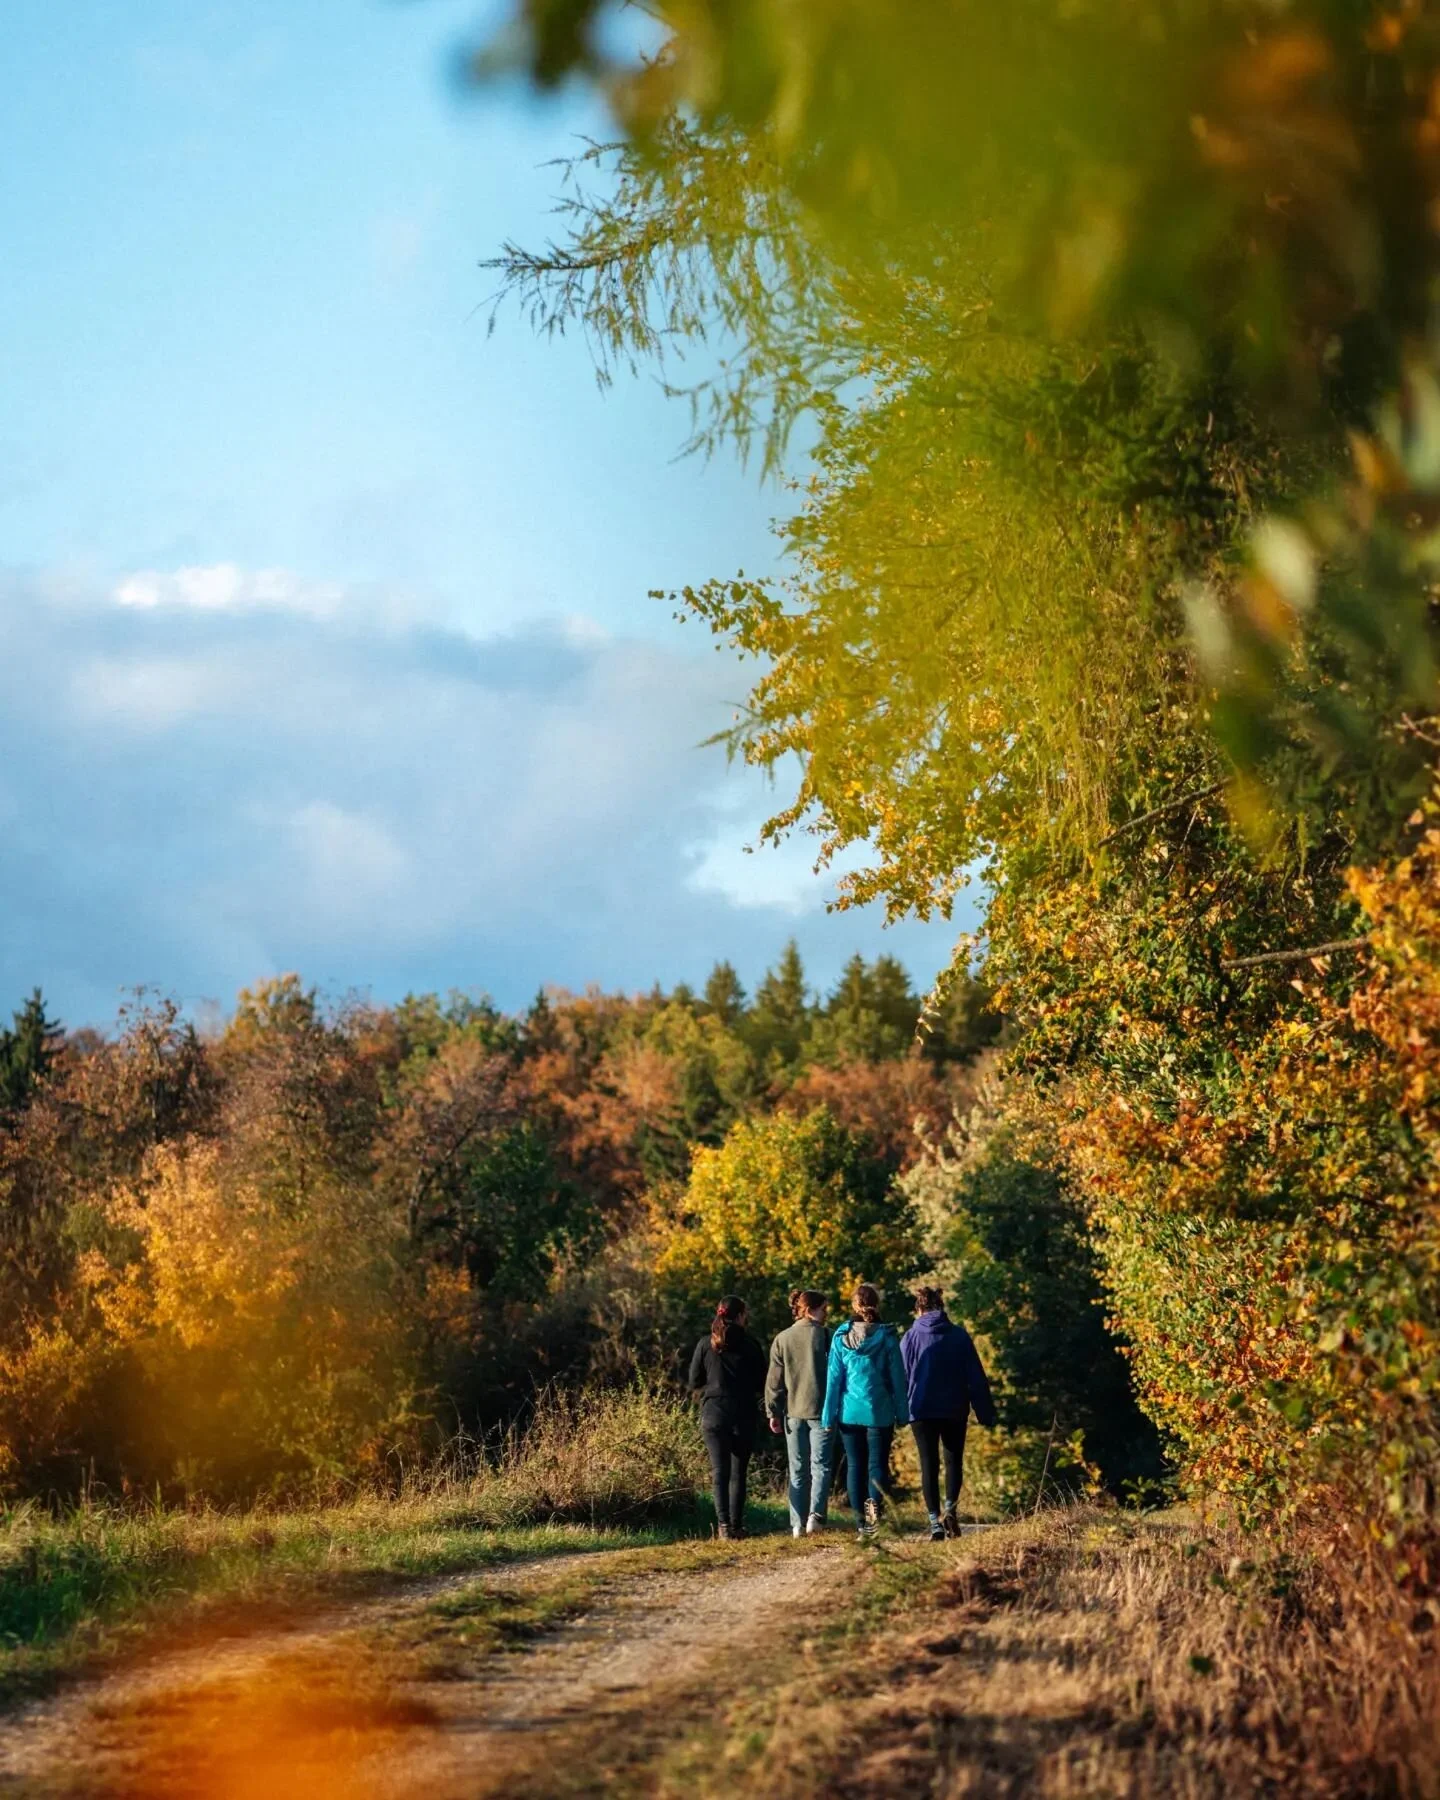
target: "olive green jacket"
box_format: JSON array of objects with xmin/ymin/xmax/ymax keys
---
[{"xmin": 765, "ymin": 1317, "xmax": 830, "ymax": 1422}]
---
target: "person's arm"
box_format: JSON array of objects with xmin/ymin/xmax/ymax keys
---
[
  {"xmin": 962, "ymin": 1329, "xmax": 997, "ymax": 1428},
  {"xmin": 687, "ymin": 1337, "xmax": 708, "ymax": 1394},
  {"xmin": 765, "ymin": 1333, "xmax": 786, "ymax": 1430},
  {"xmin": 900, "ymin": 1326, "xmax": 918, "ymax": 1412},
  {"xmin": 821, "ymin": 1335, "xmax": 844, "ymax": 1429}
]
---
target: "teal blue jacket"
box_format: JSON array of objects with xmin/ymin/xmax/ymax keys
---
[{"xmin": 821, "ymin": 1321, "xmax": 909, "ymax": 1429}]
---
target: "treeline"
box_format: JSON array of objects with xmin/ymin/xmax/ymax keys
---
[{"xmin": 2, "ymin": 950, "xmax": 1104, "ymax": 1501}]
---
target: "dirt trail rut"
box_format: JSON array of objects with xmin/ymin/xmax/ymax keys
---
[{"xmin": 0, "ymin": 1543, "xmax": 843, "ymax": 1799}]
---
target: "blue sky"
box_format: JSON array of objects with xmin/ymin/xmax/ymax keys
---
[{"xmin": 0, "ymin": 0, "xmax": 973, "ymax": 1027}]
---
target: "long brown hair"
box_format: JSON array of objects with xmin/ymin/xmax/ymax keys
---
[
  {"xmin": 851, "ymin": 1282, "xmax": 882, "ymax": 1325},
  {"xmin": 711, "ymin": 1295, "xmax": 748, "ymax": 1351}
]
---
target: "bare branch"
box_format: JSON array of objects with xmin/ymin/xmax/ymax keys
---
[
  {"xmin": 1221, "ymin": 937, "xmax": 1369, "ymax": 973},
  {"xmin": 1101, "ymin": 782, "xmax": 1225, "ymax": 847}
]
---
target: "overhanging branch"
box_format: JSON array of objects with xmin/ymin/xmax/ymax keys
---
[{"xmin": 1221, "ymin": 937, "xmax": 1369, "ymax": 973}]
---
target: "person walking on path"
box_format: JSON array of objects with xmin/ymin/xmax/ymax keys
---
[
  {"xmin": 765, "ymin": 1288, "xmax": 834, "ymax": 1538},
  {"xmin": 902, "ymin": 1283, "xmax": 996, "ymax": 1541},
  {"xmin": 821, "ymin": 1282, "xmax": 908, "ymax": 1539},
  {"xmin": 688, "ymin": 1295, "xmax": 767, "ymax": 1540}
]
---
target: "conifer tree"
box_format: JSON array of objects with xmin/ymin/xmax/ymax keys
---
[
  {"xmin": 0, "ymin": 990, "xmax": 60, "ymax": 1123},
  {"xmin": 701, "ymin": 960, "xmax": 746, "ymax": 1027},
  {"xmin": 746, "ymin": 940, "xmax": 812, "ymax": 1076}
]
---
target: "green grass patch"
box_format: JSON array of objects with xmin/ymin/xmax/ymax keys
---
[{"xmin": 0, "ymin": 1382, "xmax": 742, "ymax": 1705}]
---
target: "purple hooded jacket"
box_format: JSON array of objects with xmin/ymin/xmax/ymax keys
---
[{"xmin": 901, "ymin": 1309, "xmax": 997, "ymax": 1425}]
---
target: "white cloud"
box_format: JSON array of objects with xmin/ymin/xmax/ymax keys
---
[
  {"xmin": 685, "ymin": 805, "xmax": 873, "ymax": 915},
  {"xmin": 113, "ymin": 563, "xmax": 343, "ymax": 617},
  {"xmin": 0, "ymin": 565, "xmax": 971, "ymax": 1024}
]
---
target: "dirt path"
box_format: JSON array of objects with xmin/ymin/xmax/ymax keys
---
[{"xmin": 0, "ymin": 1540, "xmax": 843, "ymax": 1799}]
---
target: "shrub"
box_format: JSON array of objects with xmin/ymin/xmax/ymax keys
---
[
  {"xmin": 474, "ymin": 1385, "xmax": 706, "ymax": 1527},
  {"xmin": 902, "ymin": 1098, "xmax": 1167, "ymax": 1502},
  {"xmin": 0, "ymin": 1142, "xmax": 420, "ymax": 1499}
]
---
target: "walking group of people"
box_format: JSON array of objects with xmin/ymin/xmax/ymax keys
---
[{"xmin": 686, "ymin": 1281, "xmax": 995, "ymax": 1542}]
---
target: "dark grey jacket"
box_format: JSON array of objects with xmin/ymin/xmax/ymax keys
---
[{"xmin": 765, "ymin": 1317, "xmax": 830, "ymax": 1422}]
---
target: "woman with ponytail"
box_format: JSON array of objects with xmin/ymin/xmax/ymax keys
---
[
  {"xmin": 687, "ymin": 1295, "xmax": 767, "ymax": 1539},
  {"xmin": 821, "ymin": 1283, "xmax": 909, "ymax": 1539}
]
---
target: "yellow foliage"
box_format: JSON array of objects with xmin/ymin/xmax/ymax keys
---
[
  {"xmin": 650, "ymin": 1107, "xmax": 919, "ymax": 1332},
  {"xmin": 0, "ymin": 1142, "xmax": 420, "ymax": 1498}
]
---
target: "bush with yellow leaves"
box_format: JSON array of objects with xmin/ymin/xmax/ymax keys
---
[
  {"xmin": 650, "ymin": 1105, "xmax": 921, "ymax": 1340},
  {"xmin": 0, "ymin": 1141, "xmax": 420, "ymax": 1499}
]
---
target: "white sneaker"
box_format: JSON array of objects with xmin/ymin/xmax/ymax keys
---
[
  {"xmin": 792, "ymin": 1523, "xmax": 803, "ymax": 1538},
  {"xmin": 805, "ymin": 1514, "xmax": 824, "ymax": 1535}
]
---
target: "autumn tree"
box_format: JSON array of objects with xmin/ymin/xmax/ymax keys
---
[
  {"xmin": 651, "ymin": 1106, "xmax": 920, "ymax": 1340},
  {"xmin": 481, "ymin": 0, "xmax": 1440, "ymax": 1540}
]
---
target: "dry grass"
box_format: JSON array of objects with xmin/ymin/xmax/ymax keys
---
[
  {"xmin": 472, "ymin": 1383, "xmax": 707, "ymax": 1527},
  {"xmin": 652, "ymin": 1509, "xmax": 1440, "ymax": 1800}
]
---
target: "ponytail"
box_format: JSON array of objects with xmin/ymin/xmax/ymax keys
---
[
  {"xmin": 711, "ymin": 1294, "xmax": 747, "ymax": 1351},
  {"xmin": 851, "ymin": 1282, "xmax": 882, "ymax": 1325}
]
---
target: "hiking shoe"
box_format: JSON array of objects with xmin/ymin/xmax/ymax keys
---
[
  {"xmin": 942, "ymin": 1510, "xmax": 960, "ymax": 1539},
  {"xmin": 862, "ymin": 1499, "xmax": 879, "ymax": 1531},
  {"xmin": 805, "ymin": 1513, "xmax": 824, "ymax": 1536},
  {"xmin": 716, "ymin": 1522, "xmax": 732, "ymax": 1541},
  {"xmin": 929, "ymin": 1523, "xmax": 946, "ymax": 1543}
]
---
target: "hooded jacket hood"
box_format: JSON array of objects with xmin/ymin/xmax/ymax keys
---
[{"xmin": 843, "ymin": 1320, "xmax": 891, "ymax": 1351}]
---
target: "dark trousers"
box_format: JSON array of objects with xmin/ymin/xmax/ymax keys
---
[
  {"xmin": 701, "ymin": 1409, "xmax": 754, "ymax": 1528},
  {"xmin": 838, "ymin": 1423, "xmax": 892, "ymax": 1514},
  {"xmin": 911, "ymin": 1416, "xmax": 967, "ymax": 1515}
]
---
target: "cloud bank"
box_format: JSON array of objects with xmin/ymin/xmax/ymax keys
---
[{"xmin": 0, "ymin": 567, "xmax": 967, "ymax": 1026}]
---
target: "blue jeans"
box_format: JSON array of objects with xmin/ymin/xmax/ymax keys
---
[
  {"xmin": 783, "ymin": 1417, "xmax": 833, "ymax": 1529},
  {"xmin": 839, "ymin": 1423, "xmax": 893, "ymax": 1515}
]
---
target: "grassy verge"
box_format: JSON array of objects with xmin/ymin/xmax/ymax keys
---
[
  {"xmin": 0, "ymin": 1500, "xmax": 689, "ymax": 1706},
  {"xmin": 0, "ymin": 1383, "xmax": 746, "ymax": 1706},
  {"xmin": 641, "ymin": 1507, "xmax": 1440, "ymax": 1800}
]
